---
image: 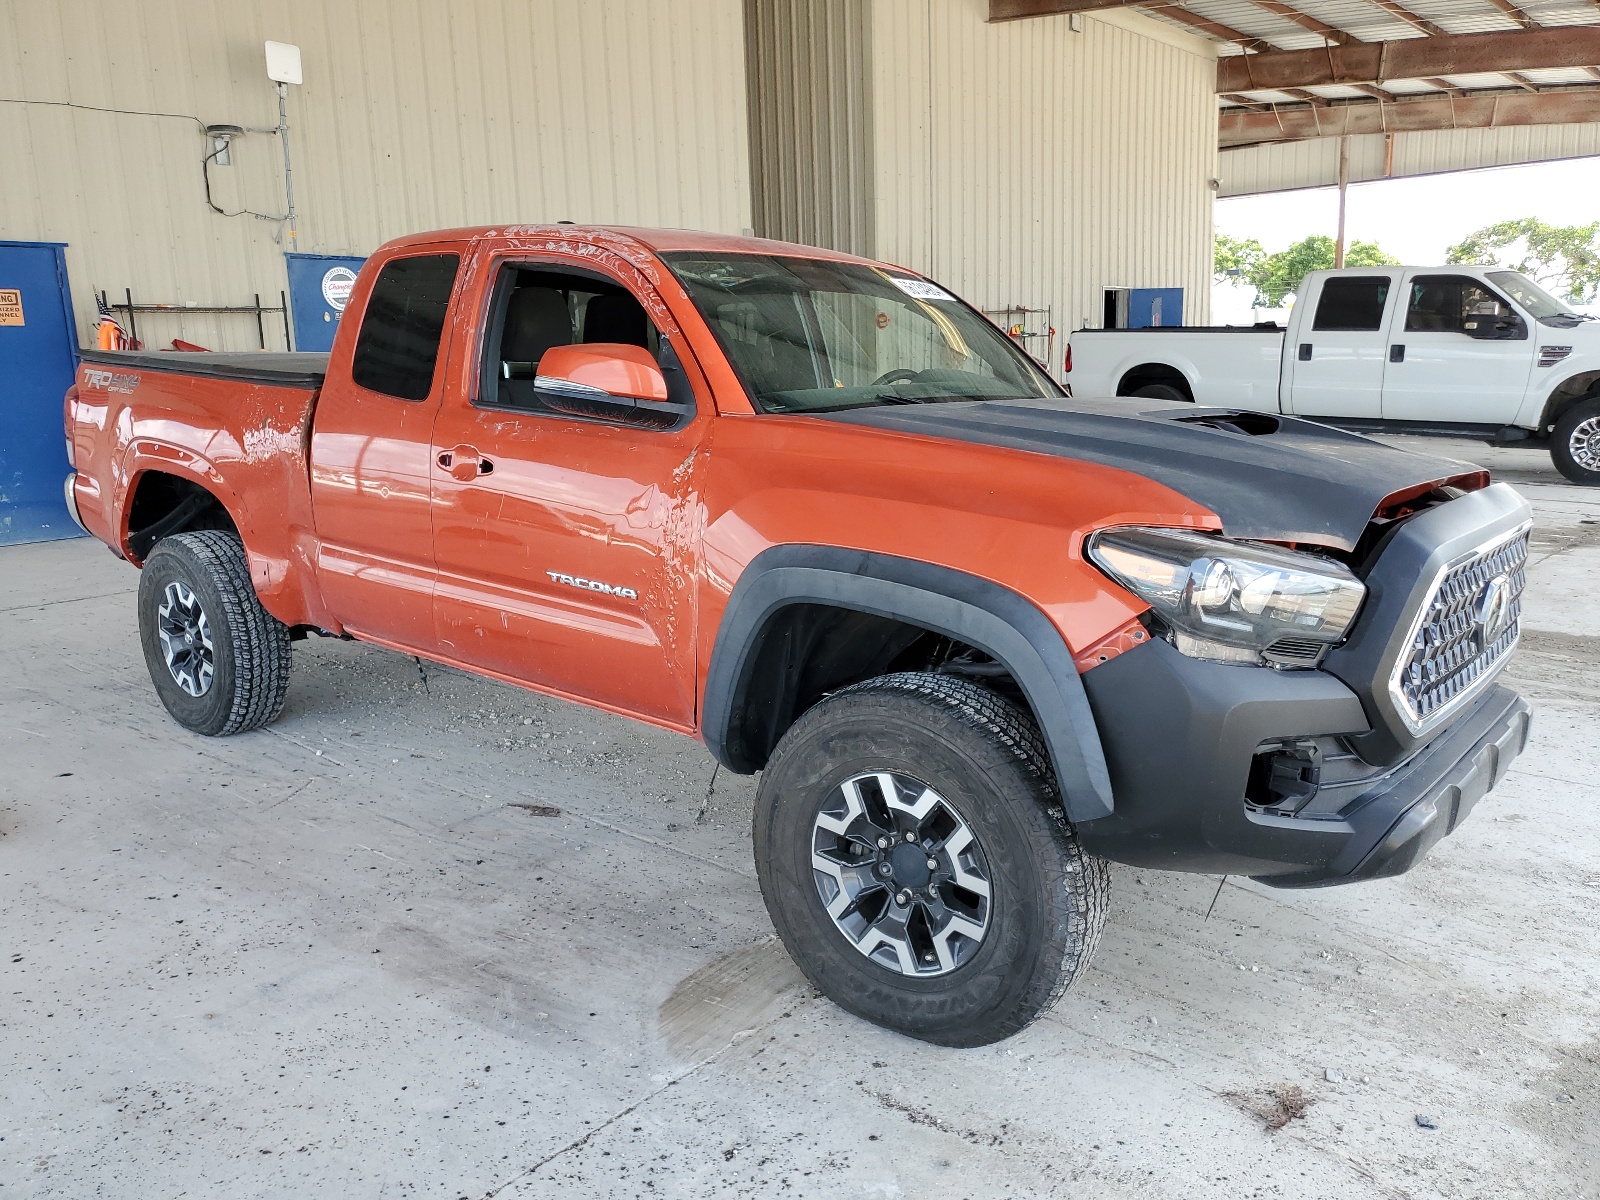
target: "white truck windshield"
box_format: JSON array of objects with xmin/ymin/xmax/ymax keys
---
[
  {"xmin": 1486, "ymin": 270, "xmax": 1586, "ymax": 325},
  {"xmin": 662, "ymin": 252, "xmax": 1061, "ymax": 413}
]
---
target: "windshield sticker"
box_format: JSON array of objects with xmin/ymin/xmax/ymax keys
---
[{"xmin": 892, "ymin": 278, "xmax": 956, "ymax": 302}]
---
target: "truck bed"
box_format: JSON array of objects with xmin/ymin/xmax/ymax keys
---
[
  {"xmin": 78, "ymin": 349, "xmax": 329, "ymax": 388},
  {"xmin": 1069, "ymin": 327, "xmax": 1285, "ymax": 410}
]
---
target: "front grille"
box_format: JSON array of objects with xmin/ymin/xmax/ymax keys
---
[{"xmin": 1393, "ymin": 528, "xmax": 1529, "ymax": 730}]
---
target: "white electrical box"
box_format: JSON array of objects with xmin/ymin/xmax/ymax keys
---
[{"xmin": 265, "ymin": 41, "xmax": 303, "ymax": 85}]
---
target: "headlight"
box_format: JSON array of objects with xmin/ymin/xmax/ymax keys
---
[{"xmin": 1086, "ymin": 527, "xmax": 1365, "ymax": 667}]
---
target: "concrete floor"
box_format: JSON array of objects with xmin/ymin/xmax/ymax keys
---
[{"xmin": 2, "ymin": 437, "xmax": 1597, "ymax": 1199}]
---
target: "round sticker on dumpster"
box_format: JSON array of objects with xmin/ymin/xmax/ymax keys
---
[{"xmin": 321, "ymin": 267, "xmax": 358, "ymax": 313}]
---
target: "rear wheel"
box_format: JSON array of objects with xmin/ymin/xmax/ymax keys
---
[
  {"xmin": 1130, "ymin": 382, "xmax": 1190, "ymax": 403},
  {"xmin": 137, "ymin": 531, "xmax": 293, "ymax": 735},
  {"xmin": 1552, "ymin": 396, "xmax": 1600, "ymax": 485},
  {"xmin": 753, "ymin": 673, "xmax": 1109, "ymax": 1046}
]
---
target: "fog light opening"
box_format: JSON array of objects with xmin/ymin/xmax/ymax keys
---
[{"xmin": 1246, "ymin": 742, "xmax": 1322, "ymax": 815}]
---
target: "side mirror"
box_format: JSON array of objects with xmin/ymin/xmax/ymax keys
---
[
  {"xmin": 1464, "ymin": 314, "xmax": 1527, "ymax": 341},
  {"xmin": 534, "ymin": 344, "xmax": 689, "ymax": 428}
]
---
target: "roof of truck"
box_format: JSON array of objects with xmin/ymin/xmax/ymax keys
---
[{"xmin": 380, "ymin": 224, "xmax": 887, "ymax": 268}]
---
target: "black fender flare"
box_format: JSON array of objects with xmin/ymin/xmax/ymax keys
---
[{"xmin": 700, "ymin": 544, "xmax": 1115, "ymax": 822}]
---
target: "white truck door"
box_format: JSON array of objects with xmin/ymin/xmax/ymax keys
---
[
  {"xmin": 1284, "ymin": 273, "xmax": 1395, "ymax": 418},
  {"xmin": 1381, "ymin": 273, "xmax": 1533, "ymax": 425}
]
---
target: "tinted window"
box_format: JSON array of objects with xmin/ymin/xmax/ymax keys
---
[
  {"xmin": 351, "ymin": 254, "xmax": 460, "ymax": 400},
  {"xmin": 1405, "ymin": 275, "xmax": 1517, "ymax": 335},
  {"xmin": 1311, "ymin": 277, "xmax": 1391, "ymax": 331}
]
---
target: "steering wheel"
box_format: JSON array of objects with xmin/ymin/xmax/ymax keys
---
[{"xmin": 870, "ymin": 368, "xmax": 920, "ymax": 387}]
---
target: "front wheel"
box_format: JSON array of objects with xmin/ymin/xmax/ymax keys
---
[
  {"xmin": 1552, "ymin": 396, "xmax": 1600, "ymax": 485},
  {"xmin": 137, "ymin": 531, "xmax": 293, "ymax": 735},
  {"xmin": 753, "ymin": 673, "xmax": 1109, "ymax": 1046}
]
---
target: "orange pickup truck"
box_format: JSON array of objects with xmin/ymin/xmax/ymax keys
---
[{"xmin": 64, "ymin": 225, "xmax": 1533, "ymax": 1045}]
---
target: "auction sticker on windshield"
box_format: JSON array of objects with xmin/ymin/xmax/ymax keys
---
[{"xmin": 893, "ymin": 278, "xmax": 955, "ymax": 302}]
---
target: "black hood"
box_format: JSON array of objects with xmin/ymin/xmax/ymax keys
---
[{"xmin": 826, "ymin": 397, "xmax": 1486, "ymax": 550}]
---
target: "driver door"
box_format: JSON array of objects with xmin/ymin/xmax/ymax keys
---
[
  {"xmin": 1382, "ymin": 273, "xmax": 1533, "ymax": 425},
  {"xmin": 428, "ymin": 254, "xmax": 709, "ymax": 728}
]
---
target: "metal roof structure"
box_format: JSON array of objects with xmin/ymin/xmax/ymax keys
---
[{"xmin": 993, "ymin": 0, "xmax": 1600, "ymax": 149}]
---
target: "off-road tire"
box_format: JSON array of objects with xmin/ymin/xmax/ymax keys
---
[
  {"xmin": 137, "ymin": 531, "xmax": 293, "ymax": 736},
  {"xmin": 1551, "ymin": 395, "xmax": 1600, "ymax": 485},
  {"xmin": 753, "ymin": 672, "xmax": 1109, "ymax": 1046},
  {"xmin": 1130, "ymin": 382, "xmax": 1190, "ymax": 403}
]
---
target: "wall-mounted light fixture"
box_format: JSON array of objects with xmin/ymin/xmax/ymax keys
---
[{"xmin": 204, "ymin": 123, "xmax": 246, "ymax": 167}]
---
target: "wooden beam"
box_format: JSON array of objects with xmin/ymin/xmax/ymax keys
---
[
  {"xmin": 991, "ymin": 0, "xmax": 1271, "ymax": 48},
  {"xmin": 1219, "ymin": 85, "xmax": 1600, "ymax": 146},
  {"xmin": 1281, "ymin": 87, "xmax": 1333, "ymax": 106},
  {"xmin": 1149, "ymin": 7, "xmax": 1270, "ymax": 51},
  {"xmin": 1363, "ymin": 0, "xmax": 1447, "ymax": 37},
  {"xmin": 1481, "ymin": 0, "xmax": 1536, "ymax": 28},
  {"xmin": 1217, "ymin": 26, "xmax": 1600, "ymax": 92},
  {"xmin": 1246, "ymin": 0, "xmax": 1348, "ymax": 44},
  {"xmin": 990, "ymin": 0, "xmax": 1132, "ymax": 17}
]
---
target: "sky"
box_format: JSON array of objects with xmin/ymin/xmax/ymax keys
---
[{"xmin": 1211, "ymin": 155, "xmax": 1600, "ymax": 321}]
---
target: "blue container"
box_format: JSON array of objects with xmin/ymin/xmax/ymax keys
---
[
  {"xmin": 286, "ymin": 252, "xmax": 367, "ymax": 352},
  {"xmin": 1128, "ymin": 287, "xmax": 1184, "ymax": 329},
  {"xmin": 0, "ymin": 241, "xmax": 82, "ymax": 546}
]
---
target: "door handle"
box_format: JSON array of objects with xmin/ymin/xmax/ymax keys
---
[
  {"xmin": 437, "ymin": 445, "xmax": 494, "ymax": 482},
  {"xmin": 1297, "ymin": 343, "xmax": 1313, "ymax": 361},
  {"xmin": 1390, "ymin": 344, "xmax": 1406, "ymax": 362}
]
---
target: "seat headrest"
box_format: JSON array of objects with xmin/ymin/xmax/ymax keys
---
[
  {"xmin": 583, "ymin": 293, "xmax": 649, "ymax": 347},
  {"xmin": 502, "ymin": 287, "xmax": 571, "ymax": 364}
]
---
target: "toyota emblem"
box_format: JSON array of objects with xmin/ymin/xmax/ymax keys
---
[{"xmin": 1475, "ymin": 573, "xmax": 1515, "ymax": 643}]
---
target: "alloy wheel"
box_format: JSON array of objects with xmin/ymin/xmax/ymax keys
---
[
  {"xmin": 157, "ymin": 580, "xmax": 215, "ymax": 697},
  {"xmin": 1569, "ymin": 414, "xmax": 1600, "ymax": 472},
  {"xmin": 810, "ymin": 770, "xmax": 992, "ymax": 976}
]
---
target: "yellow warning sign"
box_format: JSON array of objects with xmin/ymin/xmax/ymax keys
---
[{"xmin": 0, "ymin": 289, "xmax": 22, "ymax": 326}]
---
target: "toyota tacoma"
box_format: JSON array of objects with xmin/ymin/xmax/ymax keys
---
[{"xmin": 64, "ymin": 225, "xmax": 1533, "ymax": 1045}]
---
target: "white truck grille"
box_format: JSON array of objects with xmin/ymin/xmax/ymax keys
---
[{"xmin": 1392, "ymin": 527, "xmax": 1529, "ymax": 732}]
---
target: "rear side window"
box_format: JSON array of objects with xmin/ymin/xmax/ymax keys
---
[
  {"xmin": 1311, "ymin": 277, "xmax": 1391, "ymax": 331},
  {"xmin": 351, "ymin": 254, "xmax": 460, "ymax": 400}
]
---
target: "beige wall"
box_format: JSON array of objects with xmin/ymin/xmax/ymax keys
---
[
  {"xmin": 871, "ymin": 0, "xmax": 1218, "ymax": 347},
  {"xmin": 3, "ymin": 0, "xmax": 1216, "ymax": 356},
  {"xmin": 0, "ymin": 0, "xmax": 752, "ymax": 349},
  {"xmin": 745, "ymin": 0, "xmax": 876, "ymax": 258}
]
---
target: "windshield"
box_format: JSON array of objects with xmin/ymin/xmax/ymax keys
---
[
  {"xmin": 660, "ymin": 252, "xmax": 1062, "ymax": 413},
  {"xmin": 1486, "ymin": 270, "xmax": 1584, "ymax": 324}
]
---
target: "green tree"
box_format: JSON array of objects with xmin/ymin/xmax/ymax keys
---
[
  {"xmin": 1447, "ymin": 218, "xmax": 1600, "ymax": 303},
  {"xmin": 1214, "ymin": 233, "xmax": 1265, "ymax": 284},
  {"xmin": 1254, "ymin": 235, "xmax": 1400, "ymax": 306}
]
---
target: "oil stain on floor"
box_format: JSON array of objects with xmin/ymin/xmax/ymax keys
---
[{"xmin": 658, "ymin": 936, "xmax": 808, "ymax": 1062}]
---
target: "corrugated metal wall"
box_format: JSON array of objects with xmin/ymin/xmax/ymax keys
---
[
  {"xmin": 870, "ymin": 1, "xmax": 1218, "ymax": 339},
  {"xmin": 745, "ymin": 0, "xmax": 875, "ymax": 258},
  {"xmin": 0, "ymin": 0, "xmax": 751, "ymax": 350},
  {"xmin": 1221, "ymin": 125, "xmax": 1600, "ymax": 197}
]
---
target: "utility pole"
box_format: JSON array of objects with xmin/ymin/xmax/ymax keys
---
[
  {"xmin": 1334, "ymin": 135, "xmax": 1350, "ymax": 269},
  {"xmin": 277, "ymin": 81, "xmax": 297, "ymax": 247}
]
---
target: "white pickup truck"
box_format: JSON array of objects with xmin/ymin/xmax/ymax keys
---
[{"xmin": 1067, "ymin": 266, "xmax": 1600, "ymax": 483}]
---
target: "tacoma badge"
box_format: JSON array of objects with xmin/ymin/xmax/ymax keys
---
[{"xmin": 546, "ymin": 571, "xmax": 638, "ymax": 601}]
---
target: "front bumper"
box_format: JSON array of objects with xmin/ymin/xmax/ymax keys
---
[{"xmin": 1077, "ymin": 637, "xmax": 1530, "ymax": 886}]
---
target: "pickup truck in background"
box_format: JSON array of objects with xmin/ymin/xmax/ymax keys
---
[
  {"xmin": 1068, "ymin": 265, "xmax": 1600, "ymax": 483},
  {"xmin": 65, "ymin": 226, "xmax": 1532, "ymax": 1046}
]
